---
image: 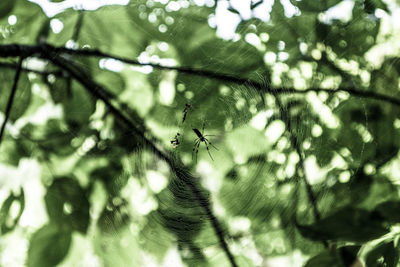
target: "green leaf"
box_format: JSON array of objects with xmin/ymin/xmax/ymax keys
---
[
  {"xmin": 20, "ymin": 120, "xmax": 83, "ymax": 157},
  {"xmin": 45, "ymin": 177, "xmax": 90, "ymax": 234},
  {"xmin": 188, "ymin": 38, "xmax": 263, "ymax": 75},
  {"xmin": 94, "ymin": 70, "xmax": 125, "ymax": 96},
  {"xmin": 127, "ymin": 0, "xmax": 216, "ymax": 51},
  {"xmin": 48, "ymin": 77, "xmax": 70, "ymax": 104},
  {"xmin": 0, "ymin": 0, "xmax": 15, "ymax": 19},
  {"xmin": 290, "ymin": 0, "xmax": 342, "ymax": 12},
  {"xmin": 319, "ymin": 2, "xmax": 380, "ymax": 58},
  {"xmin": 26, "ymin": 122, "xmax": 74, "ymax": 156},
  {"xmin": 366, "ymin": 241, "xmax": 398, "ymax": 267},
  {"xmin": 296, "ymin": 207, "xmax": 389, "ymax": 242},
  {"xmin": 374, "ymin": 200, "xmax": 400, "ymax": 224},
  {"xmin": 356, "ymin": 175, "xmax": 399, "ymax": 211},
  {"xmin": 0, "ymin": 70, "xmax": 32, "ymax": 122},
  {"xmin": 51, "ymin": 6, "xmax": 144, "ymax": 55},
  {"xmin": 35, "ymin": 18, "xmax": 51, "ymax": 43},
  {"xmin": 348, "ymin": 172, "xmax": 373, "ymax": 204},
  {"xmin": 304, "ymin": 246, "xmax": 360, "ymax": 267},
  {"xmin": 62, "ymin": 81, "xmax": 95, "ymax": 127},
  {"xmin": 1, "ymin": 0, "xmax": 400, "ymax": 264},
  {"xmin": 0, "ymin": 0, "xmax": 47, "ymax": 44},
  {"xmin": 0, "ymin": 189, "xmax": 25, "ymax": 234},
  {"xmin": 364, "ymin": 0, "xmax": 389, "ymax": 13},
  {"xmin": 333, "ymin": 100, "xmax": 399, "ymax": 167},
  {"xmin": 0, "ymin": 137, "xmax": 31, "ymax": 166},
  {"xmin": 304, "ymin": 251, "xmax": 343, "ymax": 267},
  {"xmin": 338, "ymin": 246, "xmax": 361, "ymax": 267},
  {"xmin": 370, "ymin": 58, "xmax": 400, "ymax": 98},
  {"xmin": 27, "ymin": 224, "xmax": 72, "ymax": 267},
  {"xmin": 237, "ymin": 4, "xmax": 315, "ymax": 65}
]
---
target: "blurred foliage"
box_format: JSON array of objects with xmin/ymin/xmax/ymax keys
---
[
  {"xmin": 1, "ymin": 0, "xmax": 400, "ymax": 266},
  {"xmin": 27, "ymin": 223, "xmax": 72, "ymax": 267}
]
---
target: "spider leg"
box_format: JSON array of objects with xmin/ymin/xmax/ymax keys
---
[
  {"xmin": 209, "ymin": 142, "xmax": 218, "ymax": 150},
  {"xmin": 192, "ymin": 139, "xmax": 201, "ymax": 162},
  {"xmin": 204, "ymin": 138, "xmax": 219, "ymax": 150},
  {"xmin": 195, "ymin": 140, "xmax": 201, "ymax": 162},
  {"xmin": 203, "ymin": 140, "xmax": 214, "ymax": 161},
  {"xmin": 192, "ymin": 140, "xmax": 198, "ymax": 159}
]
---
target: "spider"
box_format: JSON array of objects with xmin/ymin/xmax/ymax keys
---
[{"xmin": 192, "ymin": 123, "xmax": 218, "ymax": 161}]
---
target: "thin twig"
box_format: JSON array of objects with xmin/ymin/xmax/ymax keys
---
[
  {"xmin": 0, "ymin": 57, "xmax": 23, "ymax": 148},
  {"xmin": 0, "ymin": 43, "xmax": 239, "ymax": 267},
  {"xmin": 64, "ymin": 10, "xmax": 85, "ymax": 97},
  {"xmin": 273, "ymin": 94, "xmax": 328, "ymax": 248},
  {"xmin": 72, "ymin": 11, "xmax": 84, "ymax": 42},
  {"xmin": 1, "ymin": 42, "xmax": 398, "ymax": 264},
  {"xmin": 49, "ymin": 45, "xmax": 400, "ymax": 107},
  {"xmin": 274, "ymin": 96, "xmax": 321, "ymax": 220}
]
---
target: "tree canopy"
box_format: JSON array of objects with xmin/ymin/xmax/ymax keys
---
[{"xmin": 1, "ymin": 0, "xmax": 400, "ymax": 266}]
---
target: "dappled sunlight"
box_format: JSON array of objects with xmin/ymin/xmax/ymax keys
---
[{"xmin": 1, "ymin": 0, "xmax": 400, "ymax": 266}]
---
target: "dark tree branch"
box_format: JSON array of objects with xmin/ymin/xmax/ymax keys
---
[
  {"xmin": 0, "ymin": 57, "xmax": 23, "ymax": 148},
  {"xmin": 50, "ymin": 45, "xmax": 400, "ymax": 107},
  {"xmin": 0, "ymin": 44, "xmax": 42, "ymax": 58},
  {"xmin": 274, "ymin": 96, "xmax": 322, "ymax": 220},
  {"xmin": 1, "ymin": 43, "xmax": 400, "ymax": 107},
  {"xmin": 44, "ymin": 52, "xmax": 239, "ymax": 267},
  {"xmin": 1, "ymin": 42, "xmax": 398, "ymax": 265},
  {"xmin": 272, "ymin": 95, "xmax": 329, "ymax": 249},
  {"xmin": 0, "ymin": 43, "xmax": 238, "ymax": 267}
]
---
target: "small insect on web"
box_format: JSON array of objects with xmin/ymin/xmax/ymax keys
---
[
  {"xmin": 192, "ymin": 122, "xmax": 218, "ymax": 162},
  {"xmin": 170, "ymin": 133, "xmax": 180, "ymax": 148}
]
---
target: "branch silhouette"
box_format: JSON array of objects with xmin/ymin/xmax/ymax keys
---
[
  {"xmin": 1, "ymin": 43, "xmax": 400, "ymax": 107},
  {"xmin": 1, "ymin": 42, "xmax": 399, "ymax": 266},
  {"xmin": 42, "ymin": 45, "xmax": 400, "ymax": 107},
  {"xmin": 0, "ymin": 43, "xmax": 239, "ymax": 267},
  {"xmin": 45, "ymin": 52, "xmax": 239, "ymax": 267},
  {"xmin": 273, "ymin": 95, "xmax": 329, "ymax": 248},
  {"xmin": 0, "ymin": 57, "xmax": 23, "ymax": 148},
  {"xmin": 52, "ymin": 46, "xmax": 400, "ymax": 106}
]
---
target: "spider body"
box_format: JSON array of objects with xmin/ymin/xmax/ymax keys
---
[
  {"xmin": 192, "ymin": 123, "xmax": 218, "ymax": 161},
  {"xmin": 192, "ymin": 128, "xmax": 203, "ymax": 139}
]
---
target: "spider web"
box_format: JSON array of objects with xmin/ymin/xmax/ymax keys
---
[{"xmin": 0, "ymin": 0, "xmax": 388, "ymax": 267}]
